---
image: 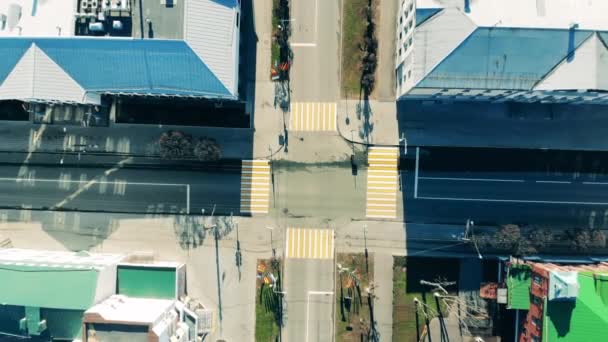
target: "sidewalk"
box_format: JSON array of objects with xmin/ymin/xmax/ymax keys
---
[
  {"xmin": 375, "ymin": 0, "xmax": 397, "ymax": 101},
  {"xmin": 0, "ymin": 121, "xmax": 254, "ymax": 160},
  {"xmin": 338, "ymin": 99, "xmax": 399, "ymax": 146},
  {"xmin": 0, "ymin": 210, "xmax": 407, "ymax": 342},
  {"xmin": 374, "ymin": 253, "xmax": 395, "ymax": 341}
]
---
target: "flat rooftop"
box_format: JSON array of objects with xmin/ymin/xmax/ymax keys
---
[
  {"xmin": 85, "ymin": 295, "xmax": 176, "ymax": 324},
  {"xmin": 418, "ymin": 0, "xmax": 608, "ymax": 30},
  {"xmin": 0, "ymin": 0, "xmax": 77, "ymax": 37},
  {"xmin": 132, "ymin": 0, "xmax": 184, "ymax": 39},
  {"xmin": 0, "ymin": 0, "xmax": 185, "ymax": 39}
]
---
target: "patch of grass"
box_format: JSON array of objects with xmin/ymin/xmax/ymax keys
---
[
  {"xmin": 335, "ymin": 253, "xmax": 374, "ymax": 341},
  {"xmin": 392, "ymin": 257, "xmax": 460, "ymax": 342},
  {"xmin": 271, "ymin": 0, "xmax": 280, "ymax": 68},
  {"xmin": 255, "ymin": 258, "xmax": 283, "ymax": 342},
  {"xmin": 256, "ymin": 299, "xmax": 279, "ymax": 342},
  {"xmin": 340, "ymin": 0, "xmax": 368, "ymax": 98}
]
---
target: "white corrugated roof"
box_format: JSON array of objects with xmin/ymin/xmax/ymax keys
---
[
  {"xmin": 0, "ymin": 248, "xmax": 124, "ymax": 268},
  {"xmin": 184, "ymin": 0, "xmax": 239, "ymax": 96},
  {"xmin": 535, "ymin": 34, "xmax": 606, "ymax": 91},
  {"xmin": 0, "ymin": 0, "xmax": 77, "ymax": 37},
  {"xmin": 0, "ymin": 43, "xmax": 88, "ymax": 102}
]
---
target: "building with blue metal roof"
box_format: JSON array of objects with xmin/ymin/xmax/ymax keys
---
[
  {"xmin": 0, "ymin": 0, "xmax": 240, "ymax": 104},
  {"xmin": 396, "ymin": 0, "xmax": 608, "ymax": 104}
]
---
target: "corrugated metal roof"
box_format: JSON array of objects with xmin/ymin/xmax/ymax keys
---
[
  {"xmin": 0, "ymin": 38, "xmax": 233, "ymax": 100},
  {"xmin": 210, "ymin": 0, "xmax": 239, "ymax": 7},
  {"xmin": 416, "ymin": 8, "xmax": 443, "ymax": 26},
  {"xmin": 411, "ymin": 8, "xmax": 477, "ymax": 87},
  {"xmin": 0, "ymin": 44, "xmax": 88, "ymax": 103},
  {"xmin": 507, "ymin": 263, "xmax": 531, "ymax": 310},
  {"xmin": 185, "ymin": 0, "xmax": 239, "ymax": 96},
  {"xmin": 0, "ymin": 40, "xmax": 31, "ymax": 86},
  {"xmin": 36, "ymin": 38, "xmax": 232, "ymax": 98},
  {"xmin": 418, "ymin": 28, "xmax": 593, "ymax": 90},
  {"xmin": 535, "ymin": 34, "xmax": 599, "ymax": 91},
  {"xmin": 0, "ymin": 264, "xmax": 98, "ymax": 310},
  {"xmin": 546, "ymin": 273, "xmax": 608, "ymax": 341}
]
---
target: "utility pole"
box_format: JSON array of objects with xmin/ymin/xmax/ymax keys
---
[
  {"xmin": 233, "ymin": 212, "xmax": 242, "ymax": 280},
  {"xmin": 202, "ymin": 206, "xmax": 222, "ymax": 329},
  {"xmin": 363, "ymin": 224, "xmax": 369, "ymax": 274}
]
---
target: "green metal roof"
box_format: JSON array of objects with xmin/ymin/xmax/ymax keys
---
[
  {"xmin": 545, "ymin": 273, "xmax": 608, "ymax": 341},
  {"xmin": 0, "ymin": 265, "xmax": 99, "ymax": 310},
  {"xmin": 507, "ymin": 264, "xmax": 531, "ymax": 310},
  {"xmin": 117, "ymin": 266, "xmax": 176, "ymax": 300}
]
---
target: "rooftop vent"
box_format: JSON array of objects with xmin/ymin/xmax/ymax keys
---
[{"xmin": 7, "ymin": 4, "xmax": 22, "ymax": 31}]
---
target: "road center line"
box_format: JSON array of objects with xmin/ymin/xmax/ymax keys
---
[
  {"xmin": 417, "ymin": 196, "xmax": 608, "ymax": 206},
  {"xmin": 5, "ymin": 177, "xmax": 187, "ymax": 187},
  {"xmin": 535, "ymin": 180, "xmax": 572, "ymax": 184},
  {"xmin": 418, "ymin": 177, "xmax": 525, "ymax": 183},
  {"xmin": 583, "ymin": 181, "xmax": 608, "ymax": 185}
]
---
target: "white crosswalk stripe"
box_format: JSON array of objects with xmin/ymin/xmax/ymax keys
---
[
  {"xmin": 366, "ymin": 147, "xmax": 399, "ymax": 219},
  {"xmin": 240, "ymin": 160, "xmax": 271, "ymax": 214},
  {"xmin": 289, "ymin": 102, "xmax": 337, "ymax": 131},
  {"xmin": 285, "ymin": 227, "xmax": 335, "ymax": 259}
]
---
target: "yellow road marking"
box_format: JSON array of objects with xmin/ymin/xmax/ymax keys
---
[
  {"xmin": 289, "ymin": 102, "xmax": 338, "ymax": 132},
  {"xmin": 366, "ymin": 147, "xmax": 398, "ymax": 219},
  {"xmin": 285, "ymin": 228, "xmax": 335, "ymax": 259},
  {"xmin": 240, "ymin": 160, "xmax": 270, "ymax": 214}
]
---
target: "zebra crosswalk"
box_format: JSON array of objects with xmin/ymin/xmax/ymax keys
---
[
  {"xmin": 289, "ymin": 102, "xmax": 337, "ymax": 131},
  {"xmin": 285, "ymin": 227, "xmax": 334, "ymax": 259},
  {"xmin": 240, "ymin": 160, "xmax": 271, "ymax": 214},
  {"xmin": 366, "ymin": 147, "xmax": 399, "ymax": 219}
]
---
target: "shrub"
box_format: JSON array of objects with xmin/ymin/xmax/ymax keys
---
[
  {"xmin": 159, "ymin": 131, "xmax": 194, "ymax": 159},
  {"xmin": 194, "ymin": 137, "xmax": 222, "ymax": 161}
]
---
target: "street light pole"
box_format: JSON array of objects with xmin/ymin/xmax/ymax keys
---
[
  {"xmin": 463, "ymin": 219, "xmax": 483, "ymax": 259},
  {"xmin": 399, "ymin": 132, "xmax": 407, "ymax": 156}
]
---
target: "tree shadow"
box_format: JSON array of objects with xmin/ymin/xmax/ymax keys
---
[
  {"xmin": 173, "ymin": 214, "xmax": 237, "ymax": 251},
  {"xmin": 0, "ymin": 209, "xmax": 121, "ymax": 251},
  {"xmin": 356, "ymin": 0, "xmax": 377, "ymax": 147},
  {"xmin": 240, "ymin": 0, "xmax": 258, "ymax": 120}
]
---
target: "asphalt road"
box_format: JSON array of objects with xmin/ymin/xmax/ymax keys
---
[
  {"xmin": 284, "ymin": 259, "xmax": 334, "ymax": 342},
  {"xmin": 271, "ymin": 163, "xmax": 367, "ymax": 220},
  {"xmin": 402, "ymin": 147, "xmax": 608, "ymax": 228},
  {"xmin": 290, "ymin": 0, "xmax": 340, "ymax": 101},
  {"xmin": 397, "ymin": 100, "xmax": 608, "ymax": 151},
  {"xmin": 0, "ymin": 163, "xmax": 243, "ymax": 215}
]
